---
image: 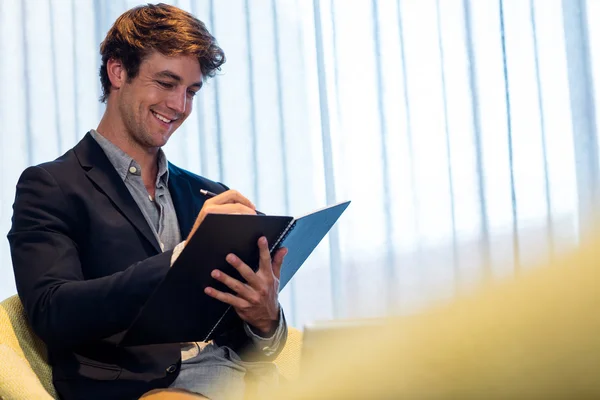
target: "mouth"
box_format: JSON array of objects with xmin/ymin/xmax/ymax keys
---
[{"xmin": 151, "ymin": 110, "xmax": 176, "ymax": 125}]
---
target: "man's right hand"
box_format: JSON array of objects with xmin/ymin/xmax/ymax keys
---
[{"xmin": 186, "ymin": 190, "xmax": 258, "ymax": 242}]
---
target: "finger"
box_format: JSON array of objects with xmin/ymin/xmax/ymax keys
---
[
  {"xmin": 210, "ymin": 269, "xmax": 253, "ymax": 299},
  {"xmin": 203, "ymin": 203, "xmax": 256, "ymax": 216},
  {"xmin": 208, "ymin": 190, "xmax": 256, "ymax": 210},
  {"xmin": 257, "ymin": 236, "xmax": 273, "ymax": 275},
  {"xmin": 226, "ymin": 253, "xmax": 261, "ymax": 288},
  {"xmin": 204, "ymin": 286, "xmax": 249, "ymax": 309},
  {"xmin": 272, "ymin": 247, "xmax": 288, "ymax": 280}
]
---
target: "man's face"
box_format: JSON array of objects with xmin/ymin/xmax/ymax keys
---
[{"xmin": 117, "ymin": 52, "xmax": 202, "ymax": 149}]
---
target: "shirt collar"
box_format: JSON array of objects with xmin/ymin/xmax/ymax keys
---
[
  {"xmin": 90, "ymin": 129, "xmax": 170, "ymax": 185},
  {"xmin": 156, "ymin": 148, "xmax": 169, "ymax": 186}
]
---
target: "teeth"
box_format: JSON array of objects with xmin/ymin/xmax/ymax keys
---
[{"xmin": 152, "ymin": 111, "xmax": 172, "ymax": 123}]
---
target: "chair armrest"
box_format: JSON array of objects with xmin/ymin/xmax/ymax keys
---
[
  {"xmin": 273, "ymin": 326, "xmax": 303, "ymax": 381},
  {"xmin": 0, "ymin": 344, "xmax": 54, "ymax": 400}
]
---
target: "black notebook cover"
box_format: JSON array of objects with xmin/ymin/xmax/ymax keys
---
[{"xmin": 119, "ymin": 200, "xmax": 350, "ymax": 346}]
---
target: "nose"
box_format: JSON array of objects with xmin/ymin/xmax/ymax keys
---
[{"xmin": 166, "ymin": 88, "xmax": 187, "ymax": 115}]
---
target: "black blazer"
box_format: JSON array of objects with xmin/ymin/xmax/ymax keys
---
[{"xmin": 7, "ymin": 133, "xmax": 279, "ymax": 400}]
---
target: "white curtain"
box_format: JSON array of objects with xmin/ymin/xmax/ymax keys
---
[{"xmin": 0, "ymin": 0, "xmax": 597, "ymax": 329}]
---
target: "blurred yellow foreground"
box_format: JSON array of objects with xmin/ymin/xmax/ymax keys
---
[{"xmin": 264, "ymin": 233, "xmax": 600, "ymax": 399}]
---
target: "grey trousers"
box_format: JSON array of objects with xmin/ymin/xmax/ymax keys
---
[{"xmin": 169, "ymin": 343, "xmax": 280, "ymax": 400}]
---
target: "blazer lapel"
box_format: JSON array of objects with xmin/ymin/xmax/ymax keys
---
[
  {"xmin": 73, "ymin": 133, "xmax": 162, "ymax": 253},
  {"xmin": 168, "ymin": 164, "xmax": 197, "ymax": 239}
]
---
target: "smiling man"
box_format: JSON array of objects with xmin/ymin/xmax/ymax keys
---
[{"xmin": 8, "ymin": 4, "xmax": 287, "ymax": 400}]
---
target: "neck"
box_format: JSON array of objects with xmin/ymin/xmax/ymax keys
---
[{"xmin": 97, "ymin": 105, "xmax": 159, "ymax": 185}]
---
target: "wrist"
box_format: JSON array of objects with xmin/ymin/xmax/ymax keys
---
[{"xmin": 252, "ymin": 315, "xmax": 280, "ymax": 337}]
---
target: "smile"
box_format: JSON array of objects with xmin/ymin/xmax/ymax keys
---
[{"xmin": 152, "ymin": 111, "xmax": 174, "ymax": 124}]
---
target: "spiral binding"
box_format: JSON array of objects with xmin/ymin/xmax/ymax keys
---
[{"xmin": 269, "ymin": 220, "xmax": 297, "ymax": 254}]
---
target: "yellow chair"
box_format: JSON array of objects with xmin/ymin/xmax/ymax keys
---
[{"xmin": 0, "ymin": 295, "xmax": 303, "ymax": 399}]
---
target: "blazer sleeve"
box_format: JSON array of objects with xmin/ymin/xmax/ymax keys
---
[{"xmin": 8, "ymin": 166, "xmax": 172, "ymax": 349}]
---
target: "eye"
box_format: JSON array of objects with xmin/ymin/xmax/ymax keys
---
[
  {"xmin": 187, "ymin": 89, "xmax": 198, "ymax": 97},
  {"xmin": 157, "ymin": 81, "xmax": 174, "ymax": 89}
]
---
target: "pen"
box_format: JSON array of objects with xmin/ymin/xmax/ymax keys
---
[{"xmin": 200, "ymin": 189, "xmax": 266, "ymax": 215}]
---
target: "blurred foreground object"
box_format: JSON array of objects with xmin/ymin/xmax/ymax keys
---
[{"xmin": 266, "ymin": 232, "xmax": 600, "ymax": 399}]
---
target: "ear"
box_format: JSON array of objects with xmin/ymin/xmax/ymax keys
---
[{"xmin": 106, "ymin": 58, "xmax": 126, "ymax": 91}]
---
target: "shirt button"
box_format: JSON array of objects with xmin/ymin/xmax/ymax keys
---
[
  {"xmin": 129, "ymin": 166, "xmax": 137, "ymax": 174},
  {"xmin": 166, "ymin": 364, "xmax": 177, "ymax": 374},
  {"xmin": 262, "ymin": 346, "xmax": 274, "ymax": 356}
]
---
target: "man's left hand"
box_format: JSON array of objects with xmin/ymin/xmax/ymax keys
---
[{"xmin": 204, "ymin": 236, "xmax": 287, "ymax": 335}]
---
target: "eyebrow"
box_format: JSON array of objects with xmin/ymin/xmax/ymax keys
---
[{"xmin": 155, "ymin": 70, "xmax": 203, "ymax": 89}]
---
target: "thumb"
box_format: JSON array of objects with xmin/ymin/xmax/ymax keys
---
[{"xmin": 272, "ymin": 247, "xmax": 288, "ymax": 279}]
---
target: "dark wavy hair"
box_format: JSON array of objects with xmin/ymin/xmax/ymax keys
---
[{"xmin": 99, "ymin": 3, "xmax": 225, "ymax": 102}]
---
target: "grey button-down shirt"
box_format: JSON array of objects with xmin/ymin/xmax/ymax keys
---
[{"xmin": 91, "ymin": 130, "xmax": 181, "ymax": 252}]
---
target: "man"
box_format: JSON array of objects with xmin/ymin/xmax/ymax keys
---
[{"xmin": 8, "ymin": 4, "xmax": 288, "ymax": 400}]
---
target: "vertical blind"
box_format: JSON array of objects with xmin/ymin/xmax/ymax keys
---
[{"xmin": 0, "ymin": 0, "xmax": 597, "ymax": 329}]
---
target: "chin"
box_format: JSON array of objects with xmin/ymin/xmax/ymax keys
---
[
  {"xmin": 136, "ymin": 132, "xmax": 170, "ymax": 149},
  {"xmin": 152, "ymin": 135, "xmax": 171, "ymax": 148}
]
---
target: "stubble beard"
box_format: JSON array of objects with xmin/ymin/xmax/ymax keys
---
[{"xmin": 119, "ymin": 99, "xmax": 166, "ymax": 151}]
